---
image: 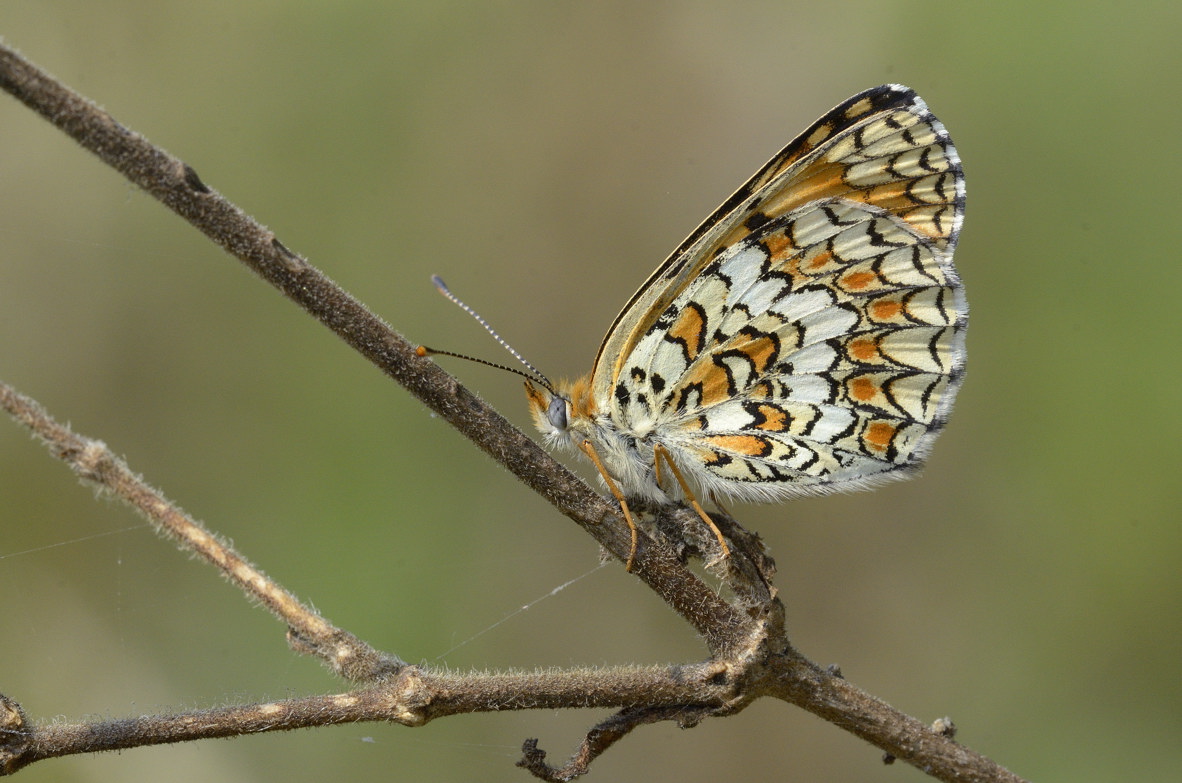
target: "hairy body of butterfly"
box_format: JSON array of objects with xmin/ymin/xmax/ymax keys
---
[{"xmin": 525, "ymin": 84, "xmax": 966, "ymax": 510}]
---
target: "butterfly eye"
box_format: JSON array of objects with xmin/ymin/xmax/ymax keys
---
[{"xmin": 547, "ymin": 396, "xmax": 569, "ymax": 431}]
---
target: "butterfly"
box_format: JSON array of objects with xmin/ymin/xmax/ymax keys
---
[{"xmin": 428, "ymin": 85, "xmax": 966, "ymax": 569}]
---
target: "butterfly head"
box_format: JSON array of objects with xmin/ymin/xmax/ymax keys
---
[{"xmin": 525, "ymin": 375, "xmax": 595, "ymax": 449}]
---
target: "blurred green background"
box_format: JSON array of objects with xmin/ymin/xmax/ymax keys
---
[{"xmin": 1, "ymin": 3, "xmax": 1179, "ymax": 782}]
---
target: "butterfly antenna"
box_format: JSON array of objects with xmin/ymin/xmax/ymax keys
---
[{"xmin": 421, "ymin": 275, "xmax": 556, "ymax": 391}]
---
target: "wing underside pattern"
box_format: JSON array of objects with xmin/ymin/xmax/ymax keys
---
[
  {"xmin": 571, "ymin": 85, "xmax": 967, "ymax": 501},
  {"xmin": 611, "ymin": 196, "xmax": 966, "ymax": 498}
]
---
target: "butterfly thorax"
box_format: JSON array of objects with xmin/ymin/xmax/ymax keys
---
[{"xmin": 525, "ymin": 376, "xmax": 673, "ymax": 504}]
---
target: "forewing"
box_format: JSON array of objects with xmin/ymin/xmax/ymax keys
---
[{"xmin": 592, "ymin": 84, "xmax": 964, "ymax": 406}]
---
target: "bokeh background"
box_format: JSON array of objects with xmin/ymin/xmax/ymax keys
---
[{"xmin": 2, "ymin": 3, "xmax": 1179, "ymax": 782}]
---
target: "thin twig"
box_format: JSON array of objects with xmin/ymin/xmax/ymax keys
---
[
  {"xmin": 518, "ymin": 705, "xmax": 715, "ymax": 782},
  {"xmin": 0, "ymin": 380, "xmax": 401, "ymax": 683},
  {"xmin": 0, "ymin": 664, "xmax": 737, "ymax": 775}
]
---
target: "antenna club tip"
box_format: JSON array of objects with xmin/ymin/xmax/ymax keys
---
[
  {"xmin": 430, "ymin": 274, "xmax": 448, "ymax": 292},
  {"xmin": 415, "ymin": 345, "xmax": 432, "ymax": 357}
]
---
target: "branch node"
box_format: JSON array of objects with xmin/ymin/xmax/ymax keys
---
[
  {"xmin": 0, "ymin": 692, "xmax": 31, "ymax": 775},
  {"xmin": 389, "ymin": 668, "xmax": 432, "ymax": 726},
  {"xmin": 932, "ymin": 716, "xmax": 957, "ymax": 738},
  {"xmin": 182, "ymin": 162, "xmax": 210, "ymax": 193}
]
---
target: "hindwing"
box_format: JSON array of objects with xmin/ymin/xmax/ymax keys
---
[{"xmin": 591, "ymin": 83, "xmax": 965, "ymax": 418}]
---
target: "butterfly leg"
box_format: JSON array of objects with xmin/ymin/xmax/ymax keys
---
[
  {"xmin": 653, "ymin": 444, "xmax": 731, "ymax": 560},
  {"xmin": 578, "ymin": 440, "xmax": 640, "ymax": 572}
]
